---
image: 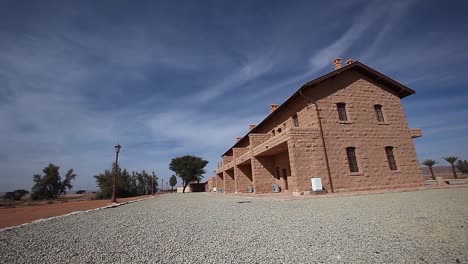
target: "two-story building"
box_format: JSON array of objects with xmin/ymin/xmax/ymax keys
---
[{"xmin": 211, "ymin": 59, "xmax": 423, "ymax": 195}]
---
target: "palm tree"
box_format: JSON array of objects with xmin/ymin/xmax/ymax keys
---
[
  {"xmin": 422, "ymin": 159, "xmax": 438, "ymax": 180},
  {"xmin": 442, "ymin": 156, "xmax": 459, "ymax": 179}
]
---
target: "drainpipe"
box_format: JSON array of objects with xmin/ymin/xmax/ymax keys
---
[{"xmin": 299, "ymin": 90, "xmax": 334, "ymax": 193}]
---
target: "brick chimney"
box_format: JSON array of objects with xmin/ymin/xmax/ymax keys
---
[
  {"xmin": 346, "ymin": 59, "xmax": 355, "ymax": 65},
  {"xmin": 270, "ymin": 104, "xmax": 279, "ymax": 113},
  {"xmin": 236, "ymin": 137, "xmax": 242, "ymax": 141},
  {"xmin": 333, "ymin": 58, "xmax": 342, "ymax": 70},
  {"xmin": 249, "ymin": 124, "xmax": 256, "ymax": 130}
]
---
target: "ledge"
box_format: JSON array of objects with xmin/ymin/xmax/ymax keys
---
[
  {"xmin": 350, "ymin": 172, "xmax": 364, "ymax": 176},
  {"xmin": 339, "ymin": 121, "xmax": 354, "ymax": 124},
  {"xmin": 411, "ymin": 128, "xmax": 422, "ymax": 138}
]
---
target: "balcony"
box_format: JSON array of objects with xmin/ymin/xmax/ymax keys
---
[{"xmin": 411, "ymin": 128, "xmax": 422, "ymax": 138}]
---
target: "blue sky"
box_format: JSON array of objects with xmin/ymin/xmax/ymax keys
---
[{"xmin": 1, "ymin": 0, "xmax": 467, "ymax": 192}]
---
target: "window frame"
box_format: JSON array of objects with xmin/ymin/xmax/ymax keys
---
[
  {"xmin": 346, "ymin": 147, "xmax": 359, "ymax": 173},
  {"xmin": 385, "ymin": 146, "xmax": 398, "ymax": 171},
  {"xmin": 374, "ymin": 104, "xmax": 385, "ymax": 122},
  {"xmin": 337, "ymin": 103, "xmax": 348, "ymax": 121},
  {"xmin": 293, "ymin": 114, "xmax": 299, "ymax": 127}
]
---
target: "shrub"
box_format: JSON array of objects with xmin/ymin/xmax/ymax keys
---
[{"xmin": 2, "ymin": 189, "xmax": 29, "ymax": 201}]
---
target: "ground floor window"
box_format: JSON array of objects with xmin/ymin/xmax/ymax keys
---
[
  {"xmin": 385, "ymin": 146, "xmax": 398, "ymax": 170},
  {"xmin": 346, "ymin": 147, "xmax": 359, "ymax": 173}
]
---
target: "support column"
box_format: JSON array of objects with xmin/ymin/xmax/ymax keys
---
[
  {"xmin": 215, "ymin": 173, "xmax": 224, "ymax": 192},
  {"xmin": 251, "ymin": 156, "xmax": 277, "ymax": 193},
  {"xmin": 223, "ymin": 169, "xmax": 235, "ymax": 193},
  {"xmin": 233, "ymin": 147, "xmax": 251, "ymax": 193},
  {"xmin": 248, "ymin": 133, "xmax": 272, "ymax": 193},
  {"xmin": 234, "ymin": 164, "xmax": 253, "ymax": 193}
]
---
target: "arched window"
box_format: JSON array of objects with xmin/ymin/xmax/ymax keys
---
[
  {"xmin": 337, "ymin": 103, "xmax": 348, "ymax": 121},
  {"xmin": 374, "ymin": 104, "xmax": 385, "ymax": 122},
  {"xmin": 346, "ymin": 147, "xmax": 359, "ymax": 172},
  {"xmin": 385, "ymin": 146, "xmax": 397, "ymax": 170}
]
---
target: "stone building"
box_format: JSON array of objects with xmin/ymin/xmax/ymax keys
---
[{"xmin": 211, "ymin": 59, "xmax": 423, "ymax": 195}]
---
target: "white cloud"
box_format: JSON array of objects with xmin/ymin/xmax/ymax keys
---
[
  {"xmin": 188, "ymin": 54, "xmax": 275, "ymax": 103},
  {"xmin": 308, "ymin": 2, "xmax": 389, "ymax": 71},
  {"xmin": 146, "ymin": 110, "xmax": 265, "ymax": 150}
]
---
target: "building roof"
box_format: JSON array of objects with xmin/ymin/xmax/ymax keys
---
[{"xmin": 221, "ymin": 61, "xmax": 416, "ymax": 157}]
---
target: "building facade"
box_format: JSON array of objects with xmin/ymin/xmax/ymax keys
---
[{"xmin": 211, "ymin": 59, "xmax": 423, "ymax": 195}]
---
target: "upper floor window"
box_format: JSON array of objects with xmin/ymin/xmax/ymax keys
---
[
  {"xmin": 346, "ymin": 147, "xmax": 359, "ymax": 173},
  {"xmin": 277, "ymin": 128, "xmax": 282, "ymax": 133},
  {"xmin": 337, "ymin": 103, "xmax": 348, "ymax": 121},
  {"xmin": 374, "ymin": 104, "xmax": 385, "ymax": 122},
  {"xmin": 293, "ymin": 114, "xmax": 299, "ymax": 127},
  {"xmin": 385, "ymin": 146, "xmax": 397, "ymax": 170}
]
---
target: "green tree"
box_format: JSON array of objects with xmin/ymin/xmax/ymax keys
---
[
  {"xmin": 94, "ymin": 163, "xmax": 137, "ymax": 199},
  {"xmin": 169, "ymin": 175, "xmax": 177, "ymax": 191},
  {"xmin": 151, "ymin": 172, "xmax": 158, "ymax": 194},
  {"xmin": 442, "ymin": 156, "xmax": 459, "ymax": 179},
  {"xmin": 422, "ymin": 159, "xmax": 438, "ymax": 180},
  {"xmin": 2, "ymin": 189, "xmax": 29, "ymax": 201},
  {"xmin": 94, "ymin": 164, "xmax": 158, "ymax": 198},
  {"xmin": 169, "ymin": 155, "xmax": 208, "ymax": 193},
  {"xmin": 456, "ymin": 160, "xmax": 468, "ymax": 174},
  {"xmin": 31, "ymin": 164, "xmax": 77, "ymax": 200}
]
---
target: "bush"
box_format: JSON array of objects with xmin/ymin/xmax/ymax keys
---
[
  {"xmin": 75, "ymin": 190, "xmax": 86, "ymax": 194},
  {"xmin": 2, "ymin": 189, "xmax": 29, "ymax": 201},
  {"xmin": 456, "ymin": 160, "xmax": 468, "ymax": 174}
]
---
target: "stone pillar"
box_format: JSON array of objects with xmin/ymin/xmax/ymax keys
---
[
  {"xmin": 251, "ymin": 156, "xmax": 277, "ymax": 193},
  {"xmin": 215, "ymin": 173, "xmax": 224, "ymax": 192},
  {"xmin": 233, "ymin": 148, "xmax": 250, "ymax": 193},
  {"xmin": 249, "ymin": 133, "xmax": 273, "ymax": 193},
  {"xmin": 235, "ymin": 164, "xmax": 253, "ymax": 193},
  {"xmin": 223, "ymin": 170, "xmax": 235, "ymax": 193}
]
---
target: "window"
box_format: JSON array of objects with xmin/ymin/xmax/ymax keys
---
[
  {"xmin": 385, "ymin": 146, "xmax": 397, "ymax": 170},
  {"xmin": 337, "ymin": 103, "xmax": 348, "ymax": 121},
  {"xmin": 374, "ymin": 105, "xmax": 385, "ymax": 122},
  {"xmin": 276, "ymin": 167, "xmax": 280, "ymax": 179},
  {"xmin": 346, "ymin": 147, "xmax": 359, "ymax": 173},
  {"xmin": 272, "ymin": 130, "xmax": 275, "ymax": 136},
  {"xmin": 277, "ymin": 128, "xmax": 282, "ymax": 133},
  {"xmin": 293, "ymin": 114, "xmax": 299, "ymax": 127}
]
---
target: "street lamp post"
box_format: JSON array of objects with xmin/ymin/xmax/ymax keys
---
[{"xmin": 111, "ymin": 143, "xmax": 121, "ymax": 203}]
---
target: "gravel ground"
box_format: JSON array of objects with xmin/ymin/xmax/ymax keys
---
[{"xmin": 1, "ymin": 188, "xmax": 467, "ymax": 263}]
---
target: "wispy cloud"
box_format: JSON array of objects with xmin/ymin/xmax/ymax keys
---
[
  {"xmin": 146, "ymin": 111, "xmax": 265, "ymax": 149},
  {"xmin": 186, "ymin": 54, "xmax": 275, "ymax": 103},
  {"xmin": 308, "ymin": 2, "xmax": 389, "ymax": 71}
]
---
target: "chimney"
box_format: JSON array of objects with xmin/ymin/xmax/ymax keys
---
[
  {"xmin": 270, "ymin": 104, "xmax": 279, "ymax": 113},
  {"xmin": 236, "ymin": 137, "xmax": 242, "ymax": 141},
  {"xmin": 333, "ymin": 58, "xmax": 342, "ymax": 70},
  {"xmin": 346, "ymin": 59, "xmax": 355, "ymax": 65},
  {"xmin": 249, "ymin": 124, "xmax": 256, "ymax": 130}
]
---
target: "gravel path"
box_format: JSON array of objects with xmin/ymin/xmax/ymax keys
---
[{"xmin": 1, "ymin": 188, "xmax": 467, "ymax": 263}]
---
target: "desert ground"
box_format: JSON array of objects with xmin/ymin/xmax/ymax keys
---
[
  {"xmin": 0, "ymin": 194, "xmax": 153, "ymax": 228},
  {"xmin": 1, "ymin": 188, "xmax": 467, "ymax": 263}
]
